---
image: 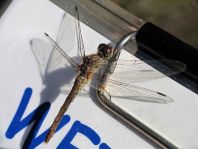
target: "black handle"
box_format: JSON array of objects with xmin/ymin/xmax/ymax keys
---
[{"xmin": 135, "ymin": 22, "xmax": 198, "ymax": 84}]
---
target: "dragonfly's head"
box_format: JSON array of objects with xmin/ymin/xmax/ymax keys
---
[{"xmin": 97, "ymin": 43, "xmax": 113, "ymax": 60}]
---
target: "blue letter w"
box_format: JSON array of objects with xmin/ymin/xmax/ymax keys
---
[{"xmin": 5, "ymin": 87, "xmax": 70, "ymax": 148}]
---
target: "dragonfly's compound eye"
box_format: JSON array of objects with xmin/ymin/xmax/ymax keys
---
[{"xmin": 98, "ymin": 43, "xmax": 113, "ymax": 59}]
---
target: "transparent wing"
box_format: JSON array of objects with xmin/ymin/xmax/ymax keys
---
[
  {"xmin": 58, "ymin": 9, "xmax": 86, "ymax": 62},
  {"xmin": 56, "ymin": 13, "xmax": 74, "ymax": 49},
  {"xmin": 88, "ymin": 58, "xmax": 186, "ymax": 103},
  {"xmin": 55, "ymin": 12, "xmax": 79, "ymax": 58},
  {"xmin": 89, "ymin": 58, "xmax": 186, "ymax": 89},
  {"xmin": 31, "ymin": 12, "xmax": 81, "ymax": 75},
  {"xmin": 44, "ymin": 33, "xmax": 79, "ymax": 69},
  {"xmin": 30, "ymin": 39, "xmax": 52, "ymax": 79},
  {"xmin": 55, "ymin": 8, "xmax": 85, "ymax": 64},
  {"xmin": 46, "ymin": 12, "xmax": 83, "ymax": 73},
  {"xmin": 30, "ymin": 37, "xmax": 77, "ymax": 80},
  {"xmin": 74, "ymin": 7, "xmax": 86, "ymax": 60},
  {"xmin": 105, "ymin": 79, "xmax": 173, "ymax": 103},
  {"xmin": 110, "ymin": 59, "xmax": 186, "ymax": 84},
  {"xmin": 44, "ymin": 8, "xmax": 86, "ymax": 71},
  {"xmin": 86, "ymin": 68, "xmax": 174, "ymax": 103}
]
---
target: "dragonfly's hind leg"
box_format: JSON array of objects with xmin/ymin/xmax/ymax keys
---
[{"xmin": 104, "ymin": 89, "xmax": 112, "ymax": 101}]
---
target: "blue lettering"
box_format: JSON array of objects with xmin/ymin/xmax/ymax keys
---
[
  {"xmin": 58, "ymin": 121, "xmax": 110, "ymax": 149},
  {"xmin": 99, "ymin": 143, "xmax": 111, "ymax": 149},
  {"xmin": 5, "ymin": 87, "xmax": 111, "ymax": 149},
  {"xmin": 5, "ymin": 88, "xmax": 70, "ymax": 148}
]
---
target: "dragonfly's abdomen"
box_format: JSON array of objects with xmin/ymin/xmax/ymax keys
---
[
  {"xmin": 45, "ymin": 75, "xmax": 88, "ymax": 143},
  {"xmin": 72, "ymin": 75, "xmax": 88, "ymax": 94}
]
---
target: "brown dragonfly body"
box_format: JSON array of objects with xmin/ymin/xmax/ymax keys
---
[{"xmin": 45, "ymin": 44, "xmax": 113, "ymax": 143}]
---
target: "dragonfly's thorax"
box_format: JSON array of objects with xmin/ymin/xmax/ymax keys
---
[
  {"xmin": 80, "ymin": 57, "xmax": 90, "ymax": 76},
  {"xmin": 79, "ymin": 54, "xmax": 104, "ymax": 79}
]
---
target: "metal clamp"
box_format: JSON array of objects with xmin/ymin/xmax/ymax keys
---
[{"xmin": 113, "ymin": 32, "xmax": 137, "ymax": 60}]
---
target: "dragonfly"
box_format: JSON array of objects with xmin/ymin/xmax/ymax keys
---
[{"xmin": 30, "ymin": 7, "xmax": 186, "ymax": 143}]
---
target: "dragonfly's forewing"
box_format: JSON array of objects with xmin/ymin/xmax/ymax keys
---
[
  {"xmin": 56, "ymin": 13, "xmax": 79, "ymax": 58},
  {"xmin": 111, "ymin": 59, "xmax": 186, "ymax": 84},
  {"xmin": 56, "ymin": 9, "xmax": 86, "ymax": 63},
  {"xmin": 73, "ymin": 7, "xmax": 86, "ymax": 59}
]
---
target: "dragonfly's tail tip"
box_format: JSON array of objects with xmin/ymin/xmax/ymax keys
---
[
  {"xmin": 44, "ymin": 32, "xmax": 49, "ymax": 37},
  {"xmin": 44, "ymin": 137, "xmax": 50, "ymax": 144}
]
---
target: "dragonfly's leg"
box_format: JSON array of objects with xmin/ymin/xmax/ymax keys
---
[
  {"xmin": 104, "ymin": 89, "xmax": 112, "ymax": 101},
  {"xmin": 98, "ymin": 85, "xmax": 112, "ymax": 101}
]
